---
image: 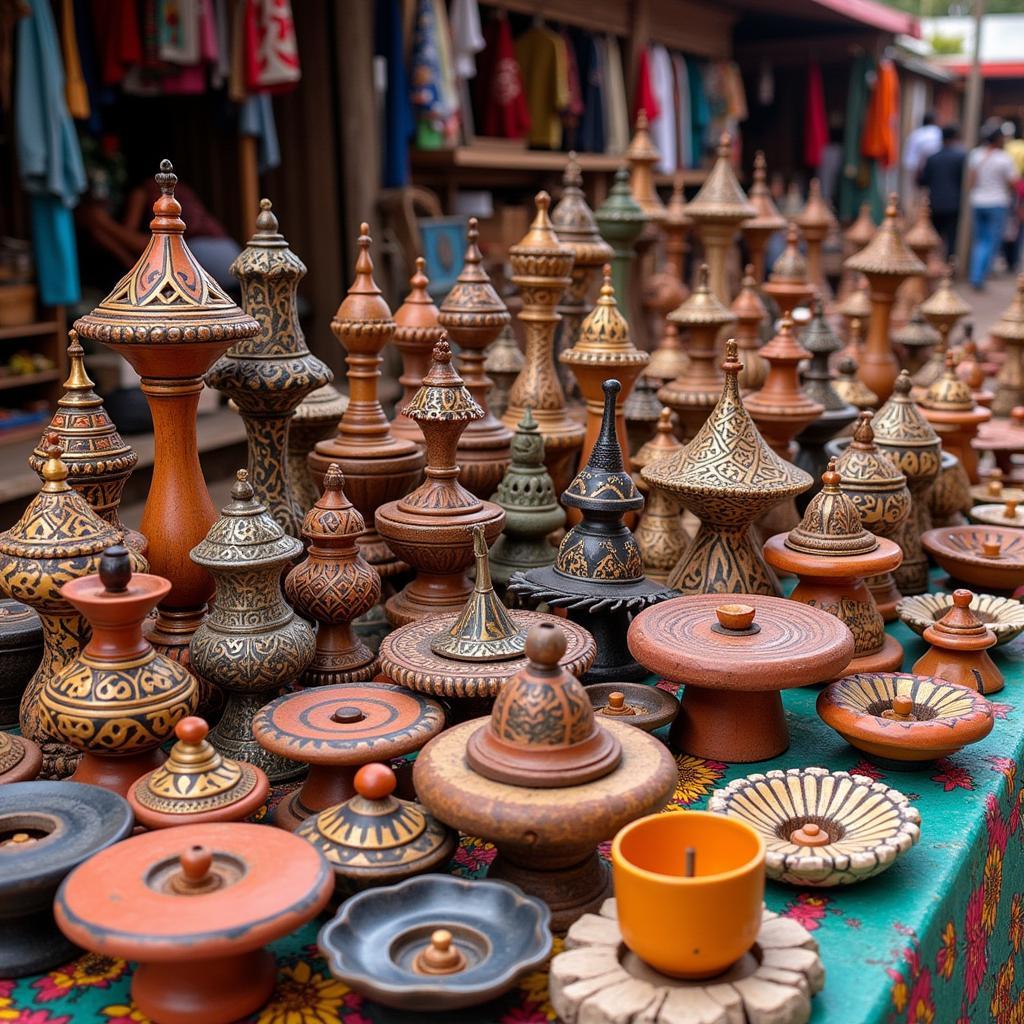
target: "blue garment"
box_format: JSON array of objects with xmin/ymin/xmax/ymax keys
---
[
  {"xmin": 573, "ymin": 30, "xmax": 604, "ymax": 154},
  {"xmin": 16, "ymin": 0, "xmax": 87, "ymax": 305},
  {"xmin": 239, "ymin": 94, "xmax": 282, "ymax": 173},
  {"xmin": 687, "ymin": 60, "xmax": 709, "ymax": 165},
  {"xmin": 969, "ymin": 205, "xmax": 1009, "ymax": 288},
  {"xmin": 375, "ymin": 0, "xmax": 413, "ymax": 187}
]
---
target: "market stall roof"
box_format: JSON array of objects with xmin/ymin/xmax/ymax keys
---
[{"xmin": 731, "ymin": 0, "xmax": 919, "ymax": 38}]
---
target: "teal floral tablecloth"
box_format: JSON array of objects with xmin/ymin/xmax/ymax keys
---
[{"xmin": 4, "ymin": 614, "xmax": 1024, "ymax": 1024}]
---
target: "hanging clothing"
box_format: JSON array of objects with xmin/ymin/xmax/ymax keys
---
[
  {"xmin": 94, "ymin": 0, "xmax": 143, "ymax": 87},
  {"xmin": 560, "ymin": 28, "xmax": 583, "ymax": 152},
  {"xmin": 603, "ymin": 33, "xmax": 629, "ymax": 155},
  {"xmin": 803, "ymin": 62, "xmax": 827, "ymax": 170},
  {"xmin": 839, "ymin": 53, "xmax": 880, "ymax": 222},
  {"xmin": 239, "ymin": 93, "xmax": 281, "ymax": 171},
  {"xmin": 16, "ymin": 0, "xmax": 86, "ymax": 305},
  {"xmin": 211, "ymin": 0, "xmax": 230, "ymax": 87},
  {"xmin": 475, "ymin": 15, "xmax": 529, "ymax": 140},
  {"xmin": 574, "ymin": 30, "xmax": 604, "ymax": 154},
  {"xmin": 687, "ymin": 59, "xmax": 709, "ymax": 163},
  {"xmin": 671, "ymin": 53, "xmax": 692, "ymax": 170},
  {"xmin": 648, "ymin": 44, "xmax": 675, "ymax": 174},
  {"xmin": 59, "ymin": 0, "xmax": 89, "ymax": 119},
  {"xmin": 376, "ymin": 0, "xmax": 413, "ymax": 187},
  {"xmin": 450, "ymin": 0, "xmax": 483, "ymax": 80},
  {"xmin": 515, "ymin": 24, "xmax": 568, "ymax": 150},
  {"xmin": 632, "ymin": 46, "xmax": 659, "ymax": 123},
  {"xmin": 862, "ymin": 58, "xmax": 899, "ymax": 169},
  {"xmin": 243, "ymin": 0, "xmax": 300, "ymax": 94},
  {"xmin": 158, "ymin": 0, "xmax": 200, "ymax": 65},
  {"xmin": 410, "ymin": 0, "xmax": 459, "ymax": 149}
]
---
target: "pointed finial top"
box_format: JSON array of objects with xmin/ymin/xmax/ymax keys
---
[
  {"xmin": 156, "ymin": 159, "xmax": 176, "ymax": 194},
  {"xmin": 323, "ymin": 462, "xmax": 345, "ymax": 492},
  {"xmin": 40, "ymin": 431, "xmax": 67, "ymax": 486},
  {"xmin": 753, "ymin": 150, "xmax": 767, "ymax": 181},
  {"xmin": 431, "ymin": 335, "xmax": 452, "ymax": 365},
  {"xmin": 636, "ymin": 109, "xmax": 649, "ymax": 131},
  {"xmin": 600, "ymin": 264, "xmax": 613, "ymax": 298},
  {"xmin": 822, "ymin": 457, "xmax": 841, "ymax": 489},
  {"xmin": 535, "ymin": 191, "xmax": 550, "ymax": 214},
  {"xmin": 255, "ymin": 198, "xmax": 278, "ymax": 235},
  {"xmin": 563, "ymin": 151, "xmax": 582, "ymax": 188},
  {"xmin": 151, "ymin": 159, "xmax": 184, "ymax": 229},
  {"xmin": 723, "ymin": 338, "xmax": 741, "ymax": 374},
  {"xmin": 894, "ymin": 369, "xmax": 913, "ymax": 395},
  {"xmin": 231, "ymin": 468, "xmax": 254, "ymax": 502},
  {"xmin": 717, "ymin": 132, "xmax": 732, "ymax": 159},
  {"xmin": 852, "ymin": 410, "xmax": 875, "ymax": 446}
]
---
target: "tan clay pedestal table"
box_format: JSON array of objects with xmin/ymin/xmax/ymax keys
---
[
  {"xmin": 414, "ymin": 624, "xmax": 676, "ymax": 930},
  {"xmin": 252, "ymin": 682, "xmax": 445, "ymax": 830},
  {"xmin": 628, "ymin": 595, "xmax": 854, "ymax": 761}
]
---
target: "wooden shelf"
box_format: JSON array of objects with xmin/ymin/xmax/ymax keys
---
[
  {"xmin": 0, "ymin": 369, "xmax": 62, "ymax": 391},
  {"xmin": 0, "ymin": 320, "xmax": 63, "ymax": 341},
  {"xmin": 0, "ymin": 420, "xmax": 51, "ymax": 448}
]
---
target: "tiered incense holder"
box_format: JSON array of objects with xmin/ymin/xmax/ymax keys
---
[
  {"xmin": 922, "ymin": 524, "xmax": 1024, "ymax": 592},
  {"xmin": 795, "ymin": 178, "xmax": 837, "ymax": 301},
  {"xmin": 919, "ymin": 353, "xmax": 991, "ymax": 484},
  {"xmin": 741, "ymin": 151, "xmax": 786, "ymax": 283},
  {"xmin": 763, "ymin": 224, "xmax": 814, "ymax": 320},
  {"xmin": 732, "ymin": 265, "xmax": 769, "ymax": 392},
  {"xmin": 915, "ymin": 268, "xmax": 971, "ymax": 396}
]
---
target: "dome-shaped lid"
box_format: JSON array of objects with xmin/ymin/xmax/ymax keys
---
[
  {"xmin": 300, "ymin": 463, "xmax": 366, "ymax": 546},
  {"xmin": 623, "ymin": 374, "xmax": 664, "ymax": 425},
  {"xmin": 920, "ymin": 353, "xmax": 976, "ymax": 412},
  {"xmin": 431, "ymin": 525, "xmax": 526, "ymax": 661},
  {"xmin": 551, "ymin": 153, "xmax": 614, "ymax": 265},
  {"xmin": 334, "ymin": 223, "xmax": 394, "ymax": 333},
  {"xmin": 871, "ymin": 371, "xmax": 941, "ymax": 451},
  {"xmin": 786, "ymin": 459, "xmax": 879, "ymax": 556},
  {"xmin": 744, "ymin": 152, "xmax": 786, "ymax": 232},
  {"xmin": 561, "ymin": 266, "xmax": 648, "ymax": 368},
  {"xmin": 633, "ymin": 408, "xmax": 682, "ymax": 471},
  {"xmin": 837, "ymin": 281, "xmax": 871, "ymax": 320},
  {"xmin": 667, "ymin": 264, "xmax": 736, "ymax": 328},
  {"xmin": 74, "ymin": 161, "xmax": 260, "ymax": 347},
  {"xmin": 844, "ymin": 203, "xmax": 876, "ymax": 249},
  {"xmin": 989, "ymin": 274, "xmax": 1024, "ymax": 342},
  {"xmin": 835, "ymin": 412, "xmax": 906, "ymax": 486},
  {"xmin": 439, "ymin": 219, "xmax": 512, "ymax": 335},
  {"xmin": 769, "ymin": 224, "xmax": 810, "ymax": 284},
  {"xmin": 190, "ymin": 470, "xmax": 301, "ymax": 568},
  {"xmin": 466, "ymin": 622, "xmax": 622, "ymax": 788},
  {"xmin": 595, "ymin": 166, "xmax": 646, "ymax": 231},
  {"xmin": 394, "ymin": 257, "xmax": 441, "ymax": 337},
  {"xmin": 893, "ymin": 311, "xmax": 941, "ymax": 348},
  {"xmin": 795, "ymin": 179, "xmax": 837, "ymax": 233},
  {"xmin": 402, "ymin": 336, "xmax": 483, "ymax": 425},
  {"xmin": 0, "ymin": 435, "xmax": 122, "ymax": 560},
  {"xmin": 833, "ymin": 355, "xmax": 879, "ymax": 410},
  {"xmin": 684, "ymin": 133, "xmax": 755, "ymax": 223},
  {"xmin": 844, "ymin": 196, "xmax": 925, "ymax": 278},
  {"xmin": 133, "ymin": 716, "xmax": 267, "ymax": 818},
  {"xmin": 922, "ymin": 589, "xmax": 996, "ymax": 651},
  {"xmin": 921, "ymin": 268, "xmax": 971, "ymax": 322},
  {"xmin": 731, "ymin": 266, "xmax": 768, "ymax": 325}
]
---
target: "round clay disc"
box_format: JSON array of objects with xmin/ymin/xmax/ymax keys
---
[
  {"xmin": 586, "ymin": 683, "xmax": 679, "ymax": 732},
  {"xmin": 628, "ymin": 593, "xmax": 855, "ymax": 692},
  {"xmin": 55, "ymin": 822, "xmax": 333, "ymax": 960},
  {"xmin": 252, "ymin": 683, "xmax": 446, "ymax": 766},
  {"xmin": 379, "ymin": 610, "xmax": 596, "ymax": 699}
]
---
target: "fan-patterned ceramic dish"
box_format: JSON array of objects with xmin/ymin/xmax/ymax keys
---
[
  {"xmin": 896, "ymin": 592, "xmax": 1024, "ymax": 647},
  {"xmin": 707, "ymin": 767, "xmax": 921, "ymax": 886},
  {"xmin": 817, "ymin": 672, "xmax": 994, "ymax": 765},
  {"xmin": 921, "ymin": 525, "xmax": 1024, "ymax": 591}
]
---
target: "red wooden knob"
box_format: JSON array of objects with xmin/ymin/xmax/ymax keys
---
[
  {"xmin": 175, "ymin": 716, "xmax": 208, "ymax": 744},
  {"xmin": 953, "ymin": 589, "xmax": 974, "ymax": 608},
  {"xmin": 180, "ymin": 844, "xmax": 212, "ymax": 882},
  {"xmin": 354, "ymin": 763, "xmax": 396, "ymax": 801}
]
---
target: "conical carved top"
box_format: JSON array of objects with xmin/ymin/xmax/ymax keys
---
[
  {"xmin": 921, "ymin": 268, "xmax": 971, "ymax": 324},
  {"xmin": 403, "ymin": 337, "xmax": 484, "ymax": 424},
  {"xmin": 731, "ymin": 266, "xmax": 768, "ymax": 326},
  {"xmin": 835, "ymin": 412, "xmax": 907, "ymax": 486},
  {"xmin": 551, "ymin": 153, "xmax": 613, "ymax": 266},
  {"xmin": 785, "ymin": 459, "xmax": 879, "ymax": 556},
  {"xmin": 189, "ymin": 469, "xmax": 301, "ymax": 568},
  {"xmin": 594, "ymin": 167, "xmax": 646, "ymax": 239},
  {"xmin": 430, "ymin": 526, "xmax": 526, "ymax": 661},
  {"xmin": 844, "ymin": 196, "xmax": 925, "ymax": 278},
  {"xmin": 893, "ymin": 310, "xmax": 941, "ymax": 348},
  {"xmin": 667, "ymin": 264, "xmax": 736, "ymax": 328},
  {"xmin": 920, "ymin": 353, "xmax": 976, "ymax": 412},
  {"xmin": 684, "ymin": 132, "xmax": 755, "ymax": 223},
  {"xmin": 633, "ymin": 407, "xmax": 683, "ymax": 470},
  {"xmin": 334, "ymin": 223, "xmax": 394, "ymax": 335},
  {"xmin": 795, "ymin": 179, "xmax": 837, "ymax": 233},
  {"xmin": 989, "ymin": 274, "xmax": 1024, "ymax": 342},
  {"xmin": 769, "ymin": 224, "xmax": 810, "ymax": 284},
  {"xmin": 302, "ymin": 463, "xmax": 366, "ymax": 546},
  {"xmin": 744, "ymin": 151, "xmax": 785, "ymax": 232},
  {"xmin": 871, "ymin": 370, "xmax": 942, "ymax": 464},
  {"xmin": 439, "ymin": 220, "xmax": 511, "ymax": 345},
  {"xmin": 562, "ymin": 266, "xmax": 648, "ymax": 367},
  {"xmin": 467, "ymin": 621, "xmax": 622, "ymax": 788},
  {"xmin": 510, "ymin": 192, "xmax": 573, "ymax": 264},
  {"xmin": 74, "ymin": 161, "xmax": 260, "ymax": 346},
  {"xmin": 626, "ymin": 111, "xmax": 666, "ymax": 222},
  {"xmin": 845, "ymin": 203, "xmax": 876, "ymax": 250},
  {"xmin": 837, "ymin": 281, "xmax": 871, "ymax": 320},
  {"xmin": 905, "ymin": 197, "xmax": 941, "ymax": 257},
  {"xmin": 623, "ymin": 375, "xmax": 663, "ymax": 426},
  {"xmin": 801, "ymin": 300, "xmax": 852, "ymax": 415},
  {"xmin": 833, "ymin": 354, "xmax": 879, "ymax": 409},
  {"xmin": 484, "ymin": 326, "xmax": 524, "ymax": 375},
  {"xmin": 923, "ymin": 589, "xmax": 996, "ymax": 651},
  {"xmin": 395, "ymin": 258, "xmax": 440, "ymax": 334},
  {"xmin": 801, "ymin": 298, "xmax": 842, "ymax": 356}
]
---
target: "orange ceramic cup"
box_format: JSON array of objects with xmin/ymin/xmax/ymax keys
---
[{"xmin": 611, "ymin": 810, "xmax": 765, "ymax": 979}]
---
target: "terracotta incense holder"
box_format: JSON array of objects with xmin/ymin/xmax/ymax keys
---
[
  {"xmin": 973, "ymin": 409, "xmax": 1024, "ymax": 484},
  {"xmin": 628, "ymin": 595, "xmax": 854, "ymax": 761},
  {"xmin": 484, "ymin": 326, "xmax": 523, "ymax": 421},
  {"xmin": 971, "ymin": 497, "xmax": 1024, "ymax": 528},
  {"xmin": 919, "ymin": 353, "xmax": 991, "ymax": 484},
  {"xmin": 0, "ymin": 781, "xmax": 133, "ymax": 976},
  {"xmin": 893, "ymin": 311, "xmax": 941, "ymax": 375},
  {"xmin": 795, "ymin": 179, "xmax": 838, "ymax": 301},
  {"xmin": 73, "ymin": 161, "xmax": 260, "ymax": 672},
  {"xmin": 414, "ymin": 623, "xmax": 677, "ymax": 929},
  {"xmin": 54, "ymin": 823, "xmax": 333, "ymax": 1024},
  {"xmin": 818, "ymin": 672, "xmax": 994, "ymax": 767},
  {"xmin": 0, "ymin": 728, "xmax": 41, "ymax": 784},
  {"xmin": 763, "ymin": 461, "xmax": 904, "ymax": 676},
  {"xmin": 732, "ymin": 265, "xmax": 769, "ymax": 392},
  {"xmin": 898, "ymin": 590, "xmax": 1024, "ymax": 646},
  {"xmin": 915, "ymin": 268, "xmax": 971, "ymax": 396},
  {"xmin": 922, "ymin": 524, "xmax": 1024, "ymax": 592},
  {"xmin": 0, "ymin": 598, "xmax": 42, "ymax": 729},
  {"xmin": 992, "ymin": 275, "xmax": 1024, "ymax": 415},
  {"xmin": 742, "ymin": 151, "xmax": 786, "ymax": 284},
  {"xmin": 253, "ymin": 681, "xmax": 445, "ymax": 831},
  {"xmin": 971, "ymin": 468, "xmax": 1024, "ymax": 506},
  {"xmin": 587, "ymin": 683, "xmax": 679, "ymax": 733},
  {"xmin": 763, "ymin": 224, "xmax": 814, "ymax": 320}
]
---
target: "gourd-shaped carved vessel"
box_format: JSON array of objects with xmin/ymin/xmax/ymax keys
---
[
  {"xmin": 488, "ymin": 408, "xmax": 565, "ymax": 591},
  {"xmin": 0, "ymin": 437, "xmax": 141, "ymax": 778},
  {"xmin": 40, "ymin": 545, "xmax": 197, "ymax": 796},
  {"xmin": 29, "ymin": 333, "xmax": 145, "ymax": 554},
  {"xmin": 72, "ymin": 161, "xmax": 261, "ymax": 672},
  {"xmin": 190, "ymin": 471, "xmax": 315, "ymax": 780},
  {"xmin": 206, "ymin": 200, "xmax": 332, "ymax": 536},
  {"xmin": 377, "ymin": 338, "xmax": 505, "ymax": 626},
  {"xmin": 285, "ymin": 463, "xmax": 381, "ymax": 686}
]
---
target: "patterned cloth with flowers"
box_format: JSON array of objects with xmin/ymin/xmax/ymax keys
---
[{"xmin": 3, "ymin": 611, "xmax": 1024, "ymax": 1024}]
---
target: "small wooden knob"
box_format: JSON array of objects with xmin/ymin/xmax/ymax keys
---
[
  {"xmin": 525, "ymin": 622, "xmax": 567, "ymax": 667},
  {"xmin": 987, "ymin": 477, "xmax": 1004, "ymax": 497},
  {"xmin": 953, "ymin": 589, "xmax": 974, "ymax": 608},
  {"xmin": 414, "ymin": 929, "xmax": 467, "ymax": 975},
  {"xmin": 609, "ymin": 692, "xmax": 625, "ymax": 709},
  {"xmin": 354, "ymin": 763, "xmax": 395, "ymax": 801},
  {"xmin": 982, "ymin": 540, "xmax": 1002, "ymax": 558},
  {"xmin": 715, "ymin": 604, "xmax": 755, "ymax": 631},
  {"xmin": 180, "ymin": 845, "xmax": 212, "ymax": 883},
  {"xmin": 598, "ymin": 691, "xmax": 636, "ymax": 717},
  {"xmin": 790, "ymin": 822, "xmax": 831, "ymax": 847},
  {"xmin": 175, "ymin": 716, "xmax": 208, "ymax": 744},
  {"xmin": 1006, "ymin": 500, "xmax": 1018, "ymax": 519},
  {"xmin": 882, "ymin": 695, "xmax": 915, "ymax": 720},
  {"xmin": 2, "ymin": 832, "xmax": 35, "ymax": 847},
  {"xmin": 99, "ymin": 545, "xmax": 132, "ymax": 594},
  {"xmin": 331, "ymin": 706, "xmax": 366, "ymax": 725}
]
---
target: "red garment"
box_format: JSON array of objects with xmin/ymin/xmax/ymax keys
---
[
  {"xmin": 476, "ymin": 17, "xmax": 530, "ymax": 139},
  {"xmin": 861, "ymin": 59, "xmax": 900, "ymax": 169},
  {"xmin": 632, "ymin": 47, "xmax": 660, "ymax": 123},
  {"xmin": 244, "ymin": 0, "xmax": 301, "ymax": 94},
  {"xmin": 94, "ymin": 0, "xmax": 143, "ymax": 86},
  {"xmin": 803, "ymin": 62, "xmax": 828, "ymax": 169}
]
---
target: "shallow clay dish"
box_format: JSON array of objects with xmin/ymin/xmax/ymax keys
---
[
  {"xmin": 708, "ymin": 767, "xmax": 921, "ymax": 886},
  {"xmin": 921, "ymin": 525, "xmax": 1024, "ymax": 591},
  {"xmin": 817, "ymin": 672, "xmax": 994, "ymax": 766},
  {"xmin": 587, "ymin": 683, "xmax": 679, "ymax": 732},
  {"xmin": 897, "ymin": 591, "xmax": 1024, "ymax": 647},
  {"xmin": 318, "ymin": 875, "xmax": 551, "ymax": 1011}
]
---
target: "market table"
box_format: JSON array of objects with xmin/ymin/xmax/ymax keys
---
[{"xmin": 4, "ymin": 610, "xmax": 1023, "ymax": 1024}]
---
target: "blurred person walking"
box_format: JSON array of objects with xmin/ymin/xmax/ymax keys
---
[
  {"xmin": 919, "ymin": 124, "xmax": 966, "ymax": 259},
  {"xmin": 966, "ymin": 122, "xmax": 1019, "ymax": 291}
]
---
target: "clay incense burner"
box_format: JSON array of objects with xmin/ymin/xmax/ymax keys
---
[
  {"xmin": 763, "ymin": 224, "xmax": 814, "ymax": 320},
  {"xmin": 971, "ymin": 468, "xmax": 1024, "ymax": 506},
  {"xmin": 296, "ymin": 762, "xmax": 455, "ymax": 897},
  {"xmin": 0, "ymin": 781, "xmax": 133, "ymax": 976},
  {"xmin": 708, "ymin": 767, "xmax": 920, "ymax": 886},
  {"xmin": 971, "ymin": 497, "xmax": 1024, "ymax": 528},
  {"xmin": 643, "ymin": 341, "xmax": 812, "ymax": 595},
  {"xmin": 285, "ymin": 462, "xmax": 381, "ymax": 686},
  {"xmin": 898, "ymin": 590, "xmax": 1024, "ymax": 646},
  {"xmin": 189, "ymin": 470, "xmax": 314, "ymax": 781},
  {"xmin": 128, "ymin": 715, "xmax": 269, "ymax": 828},
  {"xmin": 0, "ymin": 728, "xmax": 41, "ymax": 784},
  {"xmin": 253, "ymin": 681, "xmax": 445, "ymax": 831},
  {"xmin": 732, "ymin": 265, "xmax": 769, "ymax": 392},
  {"xmin": 376, "ymin": 337, "xmax": 504, "ymax": 625},
  {"xmin": 893, "ymin": 311, "xmax": 941, "ymax": 375},
  {"xmin": 318, "ymin": 875, "xmax": 551, "ymax": 1011},
  {"xmin": 439, "ymin": 220, "xmax": 515, "ymax": 498},
  {"xmin": 911, "ymin": 588, "xmax": 1003, "ymax": 695},
  {"xmin": 29, "ymin": 332, "xmax": 145, "ymax": 553},
  {"xmin": 484, "ymin": 326, "xmax": 523, "ymax": 421},
  {"xmin": 795, "ymin": 178, "xmax": 838, "ymax": 301},
  {"xmin": 54, "ymin": 823, "xmax": 333, "ymax": 1024},
  {"xmin": 922, "ymin": 524, "xmax": 1024, "ymax": 592},
  {"xmin": 763, "ymin": 460, "xmax": 904, "ymax": 675},
  {"xmin": 587, "ymin": 683, "xmax": 679, "ymax": 733},
  {"xmin": 833, "ymin": 350, "xmax": 879, "ymax": 411},
  {"xmin": 73, "ymin": 161, "xmax": 261, "ymax": 673},
  {"xmin": 818, "ymin": 672, "xmax": 994, "ymax": 766},
  {"xmin": 741, "ymin": 151, "xmax": 786, "ymax": 283},
  {"xmin": 0, "ymin": 598, "xmax": 42, "ymax": 729},
  {"xmin": 309, "ymin": 223, "xmax": 426, "ymax": 577},
  {"xmin": 915, "ymin": 268, "xmax": 971, "ymax": 395},
  {"xmin": 40, "ymin": 545, "xmax": 196, "ymax": 796},
  {"xmin": 508, "ymin": 380, "xmax": 675, "ymax": 684},
  {"xmin": 414, "ymin": 623, "xmax": 677, "ymax": 929},
  {"xmin": 918, "ymin": 353, "xmax": 991, "ymax": 485},
  {"xmin": 628, "ymin": 595, "xmax": 854, "ymax": 761}
]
